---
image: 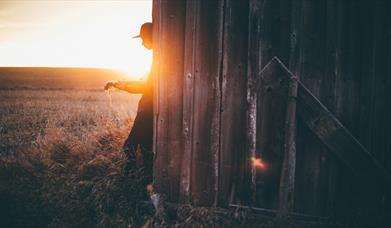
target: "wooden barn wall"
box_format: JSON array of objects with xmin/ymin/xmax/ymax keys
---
[
  {"xmin": 153, "ymin": 0, "xmax": 391, "ymax": 217},
  {"xmin": 181, "ymin": 0, "xmax": 250, "ymax": 206},
  {"xmin": 153, "ymin": 0, "xmax": 250, "ymax": 206},
  {"xmin": 252, "ymin": 0, "xmax": 391, "ymax": 217}
]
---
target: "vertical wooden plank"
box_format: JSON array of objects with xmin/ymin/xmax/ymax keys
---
[
  {"xmin": 255, "ymin": 58, "xmax": 292, "ymax": 210},
  {"xmin": 326, "ymin": 0, "xmax": 347, "ymax": 217},
  {"xmin": 219, "ymin": 0, "xmax": 249, "ymax": 206},
  {"xmin": 384, "ymin": 7, "xmax": 391, "ymax": 223},
  {"xmin": 180, "ymin": 0, "xmax": 198, "ymax": 203},
  {"xmin": 386, "ymin": 0, "xmax": 391, "ymax": 175},
  {"xmin": 254, "ymin": 57, "xmax": 298, "ymax": 214},
  {"xmin": 322, "ymin": 0, "xmax": 339, "ymax": 216},
  {"xmin": 290, "ymin": 0, "xmax": 339, "ymax": 216},
  {"xmin": 357, "ymin": 0, "xmax": 377, "ymax": 215},
  {"xmin": 189, "ymin": 0, "xmax": 224, "ymax": 206},
  {"xmin": 333, "ymin": 0, "xmax": 365, "ymax": 216},
  {"xmin": 287, "ymin": 0, "xmax": 301, "ymax": 75},
  {"xmin": 152, "ymin": 0, "xmax": 186, "ymax": 201},
  {"xmin": 258, "ymin": 0, "xmax": 292, "ymax": 68},
  {"xmin": 296, "ymin": 0, "xmax": 324, "ymax": 215},
  {"xmin": 287, "ymin": 0, "xmax": 305, "ymax": 215},
  {"xmin": 289, "ymin": 0, "xmax": 330, "ymax": 216},
  {"xmin": 368, "ymin": 0, "xmax": 388, "ymax": 169},
  {"xmin": 253, "ymin": 0, "xmax": 293, "ymax": 209},
  {"xmin": 210, "ymin": 0, "xmax": 224, "ymax": 206},
  {"xmin": 247, "ymin": 93, "xmax": 257, "ymax": 205},
  {"xmin": 244, "ymin": 0, "xmax": 262, "ymax": 206},
  {"xmin": 313, "ymin": 0, "xmax": 338, "ymax": 216},
  {"xmin": 152, "ymin": 0, "xmax": 167, "ymax": 197},
  {"xmin": 278, "ymin": 74, "xmax": 298, "ymax": 215},
  {"xmin": 366, "ymin": 0, "xmax": 389, "ymax": 214},
  {"xmin": 210, "ymin": 0, "xmax": 225, "ymax": 205}
]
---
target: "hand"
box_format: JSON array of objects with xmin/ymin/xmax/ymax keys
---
[{"xmin": 104, "ymin": 81, "xmax": 116, "ymax": 90}]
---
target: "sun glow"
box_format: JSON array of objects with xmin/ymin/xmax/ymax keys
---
[{"xmin": 0, "ymin": 1, "xmax": 152, "ymax": 79}]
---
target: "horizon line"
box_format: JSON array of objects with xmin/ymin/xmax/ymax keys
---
[{"xmin": 0, "ymin": 65, "xmax": 135, "ymax": 74}]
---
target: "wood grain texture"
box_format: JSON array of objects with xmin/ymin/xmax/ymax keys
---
[
  {"xmin": 152, "ymin": 0, "xmax": 186, "ymax": 202},
  {"xmin": 297, "ymin": 79, "xmax": 391, "ymax": 193},
  {"xmin": 180, "ymin": 0, "xmax": 198, "ymax": 203},
  {"xmin": 152, "ymin": 0, "xmax": 391, "ymax": 219},
  {"xmin": 219, "ymin": 0, "xmax": 249, "ymax": 206},
  {"xmin": 187, "ymin": 0, "xmax": 224, "ymax": 206},
  {"xmin": 254, "ymin": 58, "xmax": 291, "ymax": 209},
  {"xmin": 244, "ymin": 0, "xmax": 261, "ymax": 207}
]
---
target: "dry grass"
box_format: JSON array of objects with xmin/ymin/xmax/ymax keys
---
[
  {"xmin": 0, "ymin": 69, "xmax": 150, "ymax": 227},
  {"xmin": 0, "ymin": 117, "xmax": 154, "ymax": 227},
  {"xmin": 0, "ymin": 101, "xmax": 153, "ymax": 227},
  {"xmin": 0, "ymin": 88, "xmax": 140, "ymax": 153}
]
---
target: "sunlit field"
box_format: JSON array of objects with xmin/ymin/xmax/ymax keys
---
[
  {"xmin": 0, "ymin": 67, "xmax": 140, "ymax": 153},
  {"xmin": 0, "ymin": 68, "xmax": 149, "ymax": 227}
]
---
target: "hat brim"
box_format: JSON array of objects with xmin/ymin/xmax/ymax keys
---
[{"xmin": 132, "ymin": 34, "xmax": 141, "ymax": 39}]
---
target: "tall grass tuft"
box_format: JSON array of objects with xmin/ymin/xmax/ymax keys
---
[{"xmin": 0, "ymin": 118, "xmax": 152, "ymax": 227}]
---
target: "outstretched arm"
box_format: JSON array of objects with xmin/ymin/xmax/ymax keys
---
[{"xmin": 104, "ymin": 80, "xmax": 148, "ymax": 94}]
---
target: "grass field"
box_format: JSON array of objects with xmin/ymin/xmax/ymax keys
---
[
  {"xmin": 0, "ymin": 67, "xmax": 140, "ymax": 153},
  {"xmin": 0, "ymin": 68, "xmax": 147, "ymax": 227}
]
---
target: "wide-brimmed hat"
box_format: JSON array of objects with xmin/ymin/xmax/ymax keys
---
[{"xmin": 132, "ymin": 22, "xmax": 153, "ymax": 39}]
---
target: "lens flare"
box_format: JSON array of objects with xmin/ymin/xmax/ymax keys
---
[{"xmin": 251, "ymin": 157, "xmax": 266, "ymax": 170}]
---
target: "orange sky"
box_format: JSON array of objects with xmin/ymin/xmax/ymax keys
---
[{"xmin": 0, "ymin": 0, "xmax": 152, "ymax": 78}]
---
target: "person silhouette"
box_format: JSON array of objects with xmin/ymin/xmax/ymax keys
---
[{"xmin": 104, "ymin": 22, "xmax": 153, "ymax": 185}]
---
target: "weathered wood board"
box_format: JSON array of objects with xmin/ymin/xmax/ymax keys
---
[{"xmin": 152, "ymin": 0, "xmax": 391, "ymax": 220}]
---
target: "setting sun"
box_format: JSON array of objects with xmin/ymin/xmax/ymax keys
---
[{"xmin": 0, "ymin": 1, "xmax": 152, "ymax": 79}]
